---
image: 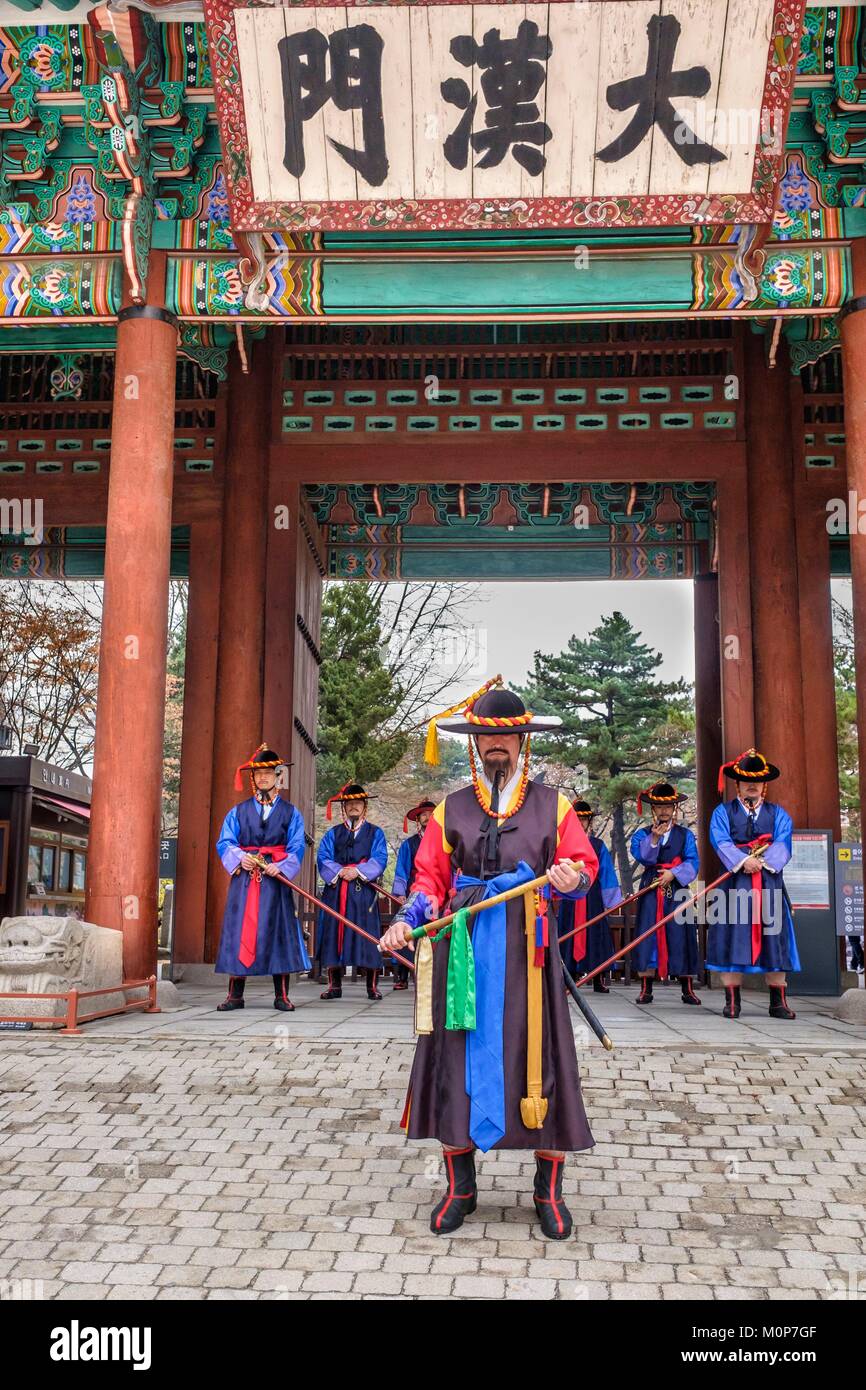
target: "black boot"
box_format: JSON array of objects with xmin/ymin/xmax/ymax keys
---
[
  {"xmin": 768, "ymin": 984, "xmax": 796, "ymax": 1020},
  {"xmin": 366, "ymin": 968, "xmax": 382, "ymax": 1001},
  {"xmin": 430, "ymin": 1147, "xmax": 477, "ymax": 1234},
  {"xmin": 637, "ymin": 976, "xmax": 654, "ymax": 1004},
  {"xmin": 533, "ymin": 1152, "xmax": 573, "ymax": 1241},
  {"xmin": 217, "ymin": 976, "xmax": 245, "ymax": 1012},
  {"xmin": 593, "ymin": 974, "xmax": 610, "ymax": 994},
  {"xmin": 723, "ymin": 984, "xmax": 741, "ymax": 1018},
  {"xmin": 320, "ymin": 968, "xmax": 343, "ymax": 1000},
  {"xmin": 680, "ymin": 976, "xmax": 702, "ymax": 1006},
  {"xmin": 273, "ymin": 974, "xmax": 294, "ymax": 1012}
]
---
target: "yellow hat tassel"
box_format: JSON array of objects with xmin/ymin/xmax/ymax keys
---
[{"xmin": 423, "ymin": 674, "xmax": 504, "ymax": 767}]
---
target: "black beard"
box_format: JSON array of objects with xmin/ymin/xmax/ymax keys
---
[{"xmin": 482, "ymin": 754, "xmax": 512, "ymax": 783}]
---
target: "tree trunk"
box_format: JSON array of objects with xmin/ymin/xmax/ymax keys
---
[{"xmin": 611, "ymin": 801, "xmax": 635, "ymax": 894}]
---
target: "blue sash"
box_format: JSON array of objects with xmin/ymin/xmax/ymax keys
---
[{"xmin": 455, "ymin": 861, "xmax": 536, "ymax": 1153}]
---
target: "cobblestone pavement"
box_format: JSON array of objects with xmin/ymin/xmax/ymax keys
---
[{"xmin": 1, "ymin": 982, "xmax": 865, "ymax": 1301}]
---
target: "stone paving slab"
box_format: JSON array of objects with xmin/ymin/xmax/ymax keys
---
[
  {"xmin": 66, "ymin": 977, "xmax": 866, "ymax": 1050},
  {"xmin": 1, "ymin": 992, "xmax": 865, "ymax": 1300}
]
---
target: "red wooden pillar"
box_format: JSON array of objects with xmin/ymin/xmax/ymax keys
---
[
  {"xmin": 173, "ymin": 515, "xmax": 223, "ymax": 962},
  {"xmin": 792, "ymin": 368, "xmax": 841, "ymax": 838},
  {"xmin": 204, "ymin": 339, "xmax": 273, "ymax": 961},
  {"xmin": 716, "ymin": 457, "xmax": 755, "ymax": 756},
  {"xmin": 794, "ymin": 509, "xmax": 840, "ymax": 834},
  {"xmin": 693, "ymin": 572, "xmax": 723, "ymax": 878},
  {"xmin": 85, "ymin": 253, "xmax": 177, "ymax": 977},
  {"xmin": 743, "ymin": 332, "xmax": 808, "ymax": 824},
  {"xmin": 840, "ymin": 237, "xmax": 866, "ymax": 835},
  {"xmin": 262, "ymin": 330, "xmax": 328, "ymax": 927},
  {"xmin": 263, "ymin": 477, "xmax": 326, "ymax": 918}
]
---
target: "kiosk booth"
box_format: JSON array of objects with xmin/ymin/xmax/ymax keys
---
[{"xmin": 0, "ymin": 756, "xmax": 92, "ymax": 922}]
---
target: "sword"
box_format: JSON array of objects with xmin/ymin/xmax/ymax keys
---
[
  {"xmin": 561, "ymin": 958, "xmax": 614, "ymax": 1051},
  {"xmin": 371, "ymin": 882, "xmax": 407, "ymax": 911}
]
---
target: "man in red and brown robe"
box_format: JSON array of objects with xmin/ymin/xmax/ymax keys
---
[{"xmin": 381, "ymin": 687, "xmax": 598, "ymax": 1241}]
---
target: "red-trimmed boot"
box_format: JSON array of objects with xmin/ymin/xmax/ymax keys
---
[
  {"xmin": 723, "ymin": 984, "xmax": 741, "ymax": 1018},
  {"xmin": 217, "ymin": 976, "xmax": 245, "ymax": 1012},
  {"xmin": 637, "ymin": 976, "xmax": 654, "ymax": 1004},
  {"xmin": 273, "ymin": 974, "xmax": 295, "ymax": 1012},
  {"xmin": 320, "ymin": 968, "xmax": 342, "ymax": 1000},
  {"xmin": 533, "ymin": 1152, "xmax": 572, "ymax": 1241},
  {"xmin": 366, "ymin": 968, "xmax": 383, "ymax": 1001},
  {"xmin": 679, "ymin": 976, "xmax": 702, "ymax": 1006},
  {"xmin": 768, "ymin": 984, "xmax": 796, "ymax": 1020},
  {"xmin": 430, "ymin": 1146, "xmax": 477, "ymax": 1235}
]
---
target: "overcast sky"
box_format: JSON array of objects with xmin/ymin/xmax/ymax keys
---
[
  {"xmin": 411, "ymin": 576, "xmax": 854, "ymax": 716},
  {"xmin": 416, "ymin": 578, "xmax": 696, "ymax": 713}
]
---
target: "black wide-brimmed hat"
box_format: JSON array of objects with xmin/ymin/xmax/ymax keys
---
[
  {"xmin": 637, "ymin": 781, "xmax": 688, "ymax": 815},
  {"xmin": 234, "ymin": 743, "xmax": 290, "ymax": 790},
  {"xmin": 572, "ymin": 799, "xmax": 597, "ymax": 819},
  {"xmin": 435, "ymin": 687, "xmax": 563, "ymax": 737},
  {"xmin": 403, "ymin": 799, "xmax": 436, "ymax": 833},
  {"xmin": 718, "ymin": 748, "xmax": 780, "ymax": 795},
  {"xmin": 325, "ymin": 781, "xmax": 377, "ymax": 821}
]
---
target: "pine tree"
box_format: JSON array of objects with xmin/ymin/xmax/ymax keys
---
[
  {"xmin": 520, "ymin": 611, "xmax": 694, "ymax": 889},
  {"xmin": 317, "ymin": 584, "xmax": 409, "ymax": 798}
]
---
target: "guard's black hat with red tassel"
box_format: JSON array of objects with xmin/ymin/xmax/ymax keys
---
[
  {"xmin": 403, "ymin": 799, "xmax": 436, "ymax": 833},
  {"xmin": 325, "ymin": 782, "xmax": 377, "ymax": 821},
  {"xmin": 234, "ymin": 743, "xmax": 289, "ymax": 792},
  {"xmin": 718, "ymin": 748, "xmax": 780, "ymax": 796},
  {"xmin": 637, "ymin": 781, "xmax": 688, "ymax": 815}
]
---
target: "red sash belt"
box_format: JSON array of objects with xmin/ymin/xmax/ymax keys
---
[
  {"xmin": 239, "ymin": 845, "xmax": 289, "ymax": 968},
  {"xmin": 337, "ymin": 877, "xmax": 349, "ymax": 954},
  {"xmin": 735, "ymin": 834, "xmax": 773, "ymax": 964},
  {"xmin": 333, "ymin": 873, "xmax": 375, "ymax": 953},
  {"xmin": 654, "ymin": 856, "xmax": 683, "ymax": 980},
  {"xmin": 571, "ymin": 896, "xmax": 588, "ymax": 966}
]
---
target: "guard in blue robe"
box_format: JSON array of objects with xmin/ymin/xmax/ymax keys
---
[
  {"xmin": 316, "ymin": 782, "xmax": 388, "ymax": 1000},
  {"xmin": 707, "ymin": 748, "xmax": 800, "ymax": 1020},
  {"xmin": 557, "ymin": 800, "xmax": 623, "ymax": 993},
  {"xmin": 214, "ymin": 744, "xmax": 310, "ymax": 1013},
  {"xmin": 630, "ymin": 781, "xmax": 701, "ymax": 1005},
  {"xmin": 390, "ymin": 799, "xmax": 437, "ymax": 990}
]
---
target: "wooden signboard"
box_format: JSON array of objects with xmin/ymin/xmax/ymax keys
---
[{"xmin": 203, "ymin": 0, "xmax": 807, "ymax": 232}]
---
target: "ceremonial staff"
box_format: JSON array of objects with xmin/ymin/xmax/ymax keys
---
[
  {"xmin": 572, "ymin": 840, "xmax": 772, "ymax": 991},
  {"xmin": 244, "ymin": 854, "xmax": 415, "ymax": 974},
  {"xmin": 398, "ymin": 861, "xmax": 585, "ymax": 944},
  {"xmin": 556, "ymin": 874, "xmax": 665, "ymax": 949}
]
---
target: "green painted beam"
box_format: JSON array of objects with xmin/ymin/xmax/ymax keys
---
[
  {"xmin": 323, "ymin": 255, "xmax": 694, "ymax": 315},
  {"xmin": 5, "ymin": 0, "xmax": 81, "ymax": 9}
]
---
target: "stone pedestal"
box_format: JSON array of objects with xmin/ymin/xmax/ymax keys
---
[
  {"xmin": 834, "ymin": 989, "xmax": 866, "ymax": 1025},
  {"xmin": 0, "ymin": 917, "xmax": 131, "ymax": 1027}
]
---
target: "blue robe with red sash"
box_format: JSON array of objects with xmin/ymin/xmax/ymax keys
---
[
  {"xmin": 393, "ymin": 832, "xmax": 422, "ymax": 897},
  {"xmin": 706, "ymin": 800, "xmax": 801, "ymax": 974},
  {"xmin": 558, "ymin": 834, "xmax": 622, "ymax": 976},
  {"xmin": 215, "ymin": 795, "xmax": 310, "ymax": 976},
  {"xmin": 316, "ymin": 820, "xmax": 388, "ymax": 970},
  {"xmin": 630, "ymin": 823, "xmax": 701, "ymax": 977}
]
